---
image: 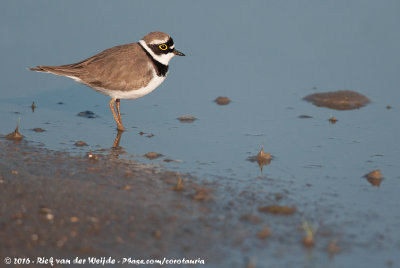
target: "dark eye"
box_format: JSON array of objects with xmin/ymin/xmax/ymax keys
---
[{"xmin": 159, "ymin": 44, "xmax": 168, "ymax": 50}]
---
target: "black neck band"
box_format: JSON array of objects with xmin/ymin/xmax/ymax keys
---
[{"xmin": 139, "ymin": 43, "xmax": 169, "ymax": 77}]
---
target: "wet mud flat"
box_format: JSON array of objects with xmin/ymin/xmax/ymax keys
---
[
  {"xmin": 0, "ymin": 139, "xmax": 227, "ymax": 266},
  {"xmin": 0, "ymin": 138, "xmax": 397, "ymax": 268},
  {"xmin": 0, "ymin": 140, "xmax": 310, "ymax": 267}
]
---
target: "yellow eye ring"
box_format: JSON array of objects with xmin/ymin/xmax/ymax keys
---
[{"xmin": 159, "ymin": 44, "xmax": 168, "ymax": 50}]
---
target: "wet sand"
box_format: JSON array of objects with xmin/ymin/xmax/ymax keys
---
[
  {"xmin": 0, "ymin": 138, "xmax": 350, "ymax": 268},
  {"xmin": 0, "ymin": 139, "xmax": 226, "ymax": 266}
]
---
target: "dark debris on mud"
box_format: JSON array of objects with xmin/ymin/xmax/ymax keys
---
[
  {"xmin": 32, "ymin": 128, "xmax": 46, "ymax": 132},
  {"xmin": 143, "ymin": 152, "xmax": 163, "ymax": 160},
  {"xmin": 5, "ymin": 122, "xmax": 23, "ymax": 141},
  {"xmin": 177, "ymin": 115, "xmax": 197, "ymax": 123},
  {"xmin": 215, "ymin": 96, "xmax": 231, "ymax": 105},
  {"xmin": 303, "ymin": 90, "xmax": 370, "ymax": 110},
  {"xmin": 364, "ymin": 169, "xmax": 384, "ymax": 187},
  {"xmin": 74, "ymin": 141, "xmax": 88, "ymax": 147},
  {"xmin": 77, "ymin": 110, "xmax": 98, "ymax": 118}
]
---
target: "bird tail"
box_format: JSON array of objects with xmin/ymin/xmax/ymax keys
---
[
  {"xmin": 29, "ymin": 66, "xmax": 52, "ymax": 72},
  {"xmin": 29, "ymin": 65, "xmax": 83, "ymax": 79}
]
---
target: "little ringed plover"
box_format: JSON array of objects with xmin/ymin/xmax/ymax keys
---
[{"xmin": 30, "ymin": 31, "xmax": 185, "ymax": 131}]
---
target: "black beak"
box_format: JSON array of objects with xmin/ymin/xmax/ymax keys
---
[{"xmin": 173, "ymin": 49, "xmax": 185, "ymax": 56}]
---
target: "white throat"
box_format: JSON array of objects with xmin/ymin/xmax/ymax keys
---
[{"xmin": 139, "ymin": 40, "xmax": 175, "ymax": 65}]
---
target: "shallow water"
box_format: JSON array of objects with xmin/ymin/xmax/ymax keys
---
[{"xmin": 1, "ymin": 1, "xmax": 400, "ymax": 267}]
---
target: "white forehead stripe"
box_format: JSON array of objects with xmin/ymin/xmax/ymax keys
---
[
  {"xmin": 149, "ymin": 38, "xmax": 169, "ymax": 44},
  {"xmin": 139, "ymin": 40, "xmax": 175, "ymax": 65}
]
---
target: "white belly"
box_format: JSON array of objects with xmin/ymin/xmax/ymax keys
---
[{"xmin": 91, "ymin": 69, "xmax": 167, "ymax": 100}]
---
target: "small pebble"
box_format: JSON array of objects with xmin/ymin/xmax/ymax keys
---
[
  {"xmin": 364, "ymin": 169, "xmax": 383, "ymax": 186},
  {"xmin": 143, "ymin": 152, "xmax": 163, "ymax": 160},
  {"xmin": 258, "ymin": 205, "xmax": 297, "ymax": 214},
  {"xmin": 39, "ymin": 207, "xmax": 52, "ymax": 214},
  {"xmin": 87, "ymin": 152, "xmax": 99, "ymax": 161},
  {"xmin": 365, "ymin": 169, "xmax": 383, "ymax": 180},
  {"xmin": 298, "ymin": 115, "xmax": 313, "ymax": 119},
  {"xmin": 46, "ymin": 213, "xmax": 54, "ymax": 221},
  {"xmin": 70, "ymin": 216, "xmax": 79, "ymax": 223},
  {"xmin": 215, "ymin": 96, "xmax": 231, "ymax": 105},
  {"xmin": 329, "ymin": 116, "xmax": 338, "ymax": 124},
  {"xmin": 77, "ymin": 111, "xmax": 98, "ymax": 118},
  {"xmin": 32, "ymin": 128, "xmax": 46, "ymax": 132},
  {"xmin": 163, "ymin": 158, "xmax": 181, "ymax": 163},
  {"xmin": 177, "ymin": 115, "xmax": 197, "ymax": 123},
  {"xmin": 5, "ymin": 123, "xmax": 23, "ymax": 141},
  {"xmin": 75, "ymin": 141, "xmax": 88, "ymax": 147}
]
